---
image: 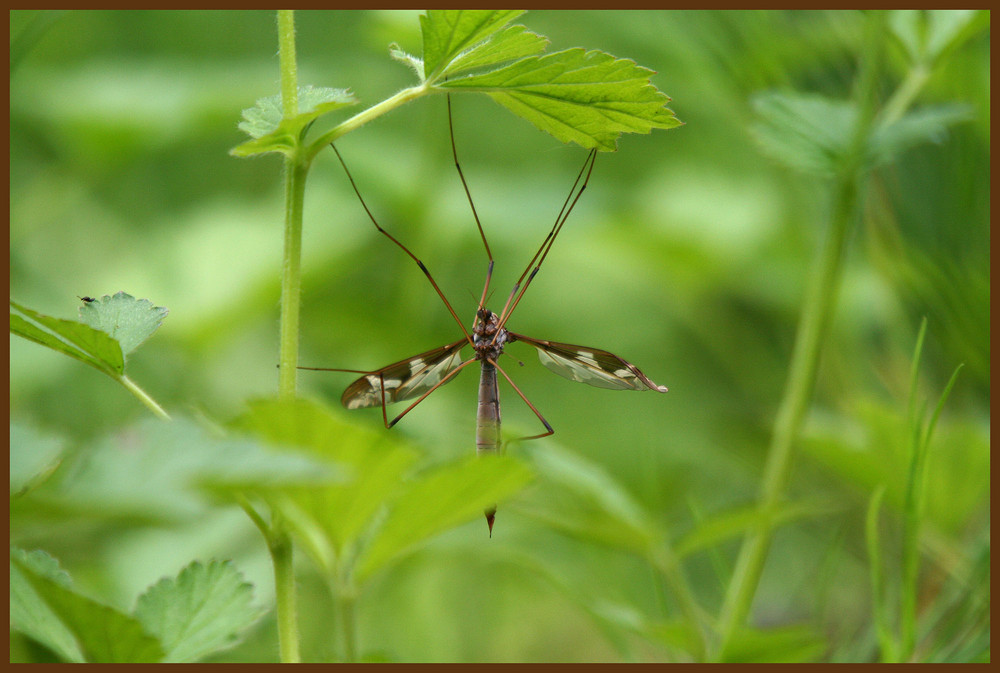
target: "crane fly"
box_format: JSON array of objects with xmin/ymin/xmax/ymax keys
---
[{"xmin": 301, "ymin": 96, "xmax": 667, "ymax": 535}]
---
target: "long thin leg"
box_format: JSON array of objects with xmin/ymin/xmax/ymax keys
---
[
  {"xmin": 494, "ymin": 148, "xmax": 598, "ymax": 330},
  {"xmin": 447, "ymin": 95, "xmax": 495, "ymax": 334},
  {"xmin": 490, "ymin": 358, "xmax": 555, "ymax": 444},
  {"xmin": 384, "ymin": 357, "xmax": 479, "ymax": 428},
  {"xmin": 330, "ymin": 143, "xmax": 474, "ymax": 346}
]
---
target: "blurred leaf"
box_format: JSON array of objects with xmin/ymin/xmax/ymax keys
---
[
  {"xmin": 751, "ymin": 91, "xmax": 854, "ymax": 176},
  {"xmin": 870, "ymin": 104, "xmax": 972, "ymax": 168},
  {"xmin": 355, "ymin": 454, "xmax": 533, "ymax": 582},
  {"xmin": 233, "ymin": 398, "xmax": 419, "ymax": 563},
  {"xmin": 674, "ymin": 500, "xmax": 839, "ymax": 559},
  {"xmin": 514, "ymin": 444, "xmax": 661, "ymax": 554},
  {"xmin": 10, "ymin": 548, "xmax": 83, "ymax": 663},
  {"xmin": 889, "ymin": 10, "xmax": 986, "ymax": 65},
  {"xmin": 30, "ymin": 417, "xmax": 337, "ymax": 524},
  {"xmin": 720, "ymin": 624, "xmax": 827, "ymax": 663},
  {"xmin": 232, "ymin": 85, "xmax": 356, "ymax": 157},
  {"xmin": 133, "ymin": 560, "xmax": 265, "ymax": 663},
  {"xmin": 753, "ymin": 92, "xmax": 971, "ymax": 176},
  {"xmin": 10, "ymin": 299, "xmax": 124, "ymax": 377},
  {"xmin": 78, "ymin": 291, "xmax": 167, "ymax": 357},
  {"xmin": 10, "ymin": 423, "xmax": 64, "ymax": 496},
  {"xmin": 420, "ymin": 9, "xmax": 526, "ymax": 80},
  {"xmin": 443, "ymin": 48, "xmax": 681, "ymax": 151},
  {"xmin": 11, "ymin": 548, "xmax": 165, "ymax": 663}
]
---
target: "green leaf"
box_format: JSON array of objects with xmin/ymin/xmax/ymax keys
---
[
  {"xmin": 78, "ymin": 291, "xmax": 167, "ymax": 357},
  {"xmin": 11, "ymin": 299, "xmax": 124, "ymax": 377},
  {"xmin": 442, "ymin": 48, "xmax": 681, "ymax": 151},
  {"xmin": 11, "ymin": 549, "xmax": 165, "ymax": 663},
  {"xmin": 47, "ymin": 417, "xmax": 337, "ymax": 524},
  {"xmin": 442, "ymin": 24, "xmax": 549, "ymax": 78},
  {"xmin": 720, "ymin": 624, "xmax": 827, "ymax": 663},
  {"xmin": 10, "ymin": 422, "xmax": 64, "ymax": 496},
  {"xmin": 420, "ymin": 9, "xmax": 526, "ymax": 80},
  {"xmin": 355, "ymin": 454, "xmax": 533, "ymax": 582},
  {"xmin": 752, "ymin": 91, "xmax": 971, "ymax": 176},
  {"xmin": 231, "ymin": 85, "xmax": 357, "ymax": 158},
  {"xmin": 674, "ymin": 500, "xmax": 839, "ymax": 559},
  {"xmin": 751, "ymin": 92, "xmax": 855, "ymax": 176},
  {"xmin": 233, "ymin": 398, "xmax": 419, "ymax": 564},
  {"xmin": 10, "ymin": 548, "xmax": 83, "ymax": 663},
  {"xmin": 890, "ymin": 10, "xmax": 986, "ymax": 65},
  {"xmin": 870, "ymin": 103, "xmax": 972, "ymax": 168},
  {"xmin": 513, "ymin": 444, "xmax": 661, "ymax": 555},
  {"xmin": 133, "ymin": 560, "xmax": 265, "ymax": 663},
  {"xmin": 390, "ymin": 43, "xmax": 424, "ymax": 80}
]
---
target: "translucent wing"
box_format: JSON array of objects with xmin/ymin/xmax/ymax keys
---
[
  {"xmin": 341, "ymin": 339, "xmax": 469, "ymax": 409},
  {"xmin": 509, "ymin": 333, "xmax": 667, "ymax": 392}
]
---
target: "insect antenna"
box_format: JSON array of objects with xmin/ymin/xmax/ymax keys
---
[{"xmin": 330, "ymin": 142, "xmax": 474, "ymax": 346}]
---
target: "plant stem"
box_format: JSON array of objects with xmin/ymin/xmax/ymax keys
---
[
  {"xmin": 335, "ymin": 580, "xmax": 358, "ymax": 663},
  {"xmin": 118, "ymin": 374, "xmax": 171, "ymax": 420},
  {"xmin": 276, "ymin": 9, "xmax": 304, "ymax": 399},
  {"xmin": 270, "ymin": 528, "xmax": 302, "ymax": 663},
  {"xmin": 278, "ymin": 160, "xmax": 308, "ymax": 398},
  {"xmin": 306, "ymin": 82, "xmax": 430, "ymax": 162},
  {"xmin": 270, "ymin": 11, "xmax": 303, "ymax": 664},
  {"xmin": 713, "ymin": 11, "xmax": 887, "ymax": 660}
]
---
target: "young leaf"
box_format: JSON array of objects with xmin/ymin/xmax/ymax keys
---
[
  {"xmin": 420, "ymin": 9, "xmax": 526, "ymax": 81},
  {"xmin": 134, "ymin": 560, "xmax": 265, "ymax": 663},
  {"xmin": 11, "ymin": 549, "xmax": 165, "ymax": 663},
  {"xmin": 441, "ymin": 48, "xmax": 681, "ymax": 151},
  {"xmin": 78, "ymin": 291, "xmax": 167, "ymax": 357},
  {"xmin": 11, "ymin": 299, "xmax": 124, "ymax": 377},
  {"xmin": 354, "ymin": 454, "xmax": 533, "ymax": 582},
  {"xmin": 231, "ymin": 85, "xmax": 357, "ymax": 158}
]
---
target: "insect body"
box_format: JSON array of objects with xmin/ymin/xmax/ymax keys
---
[{"xmin": 302, "ymin": 97, "xmax": 667, "ymax": 534}]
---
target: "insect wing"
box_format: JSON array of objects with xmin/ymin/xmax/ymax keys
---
[
  {"xmin": 341, "ymin": 339, "xmax": 468, "ymax": 409},
  {"xmin": 509, "ymin": 333, "xmax": 667, "ymax": 393}
]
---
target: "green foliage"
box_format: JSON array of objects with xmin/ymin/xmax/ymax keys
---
[
  {"xmin": 231, "ymin": 399, "xmax": 533, "ymax": 581},
  {"xmin": 10, "ymin": 8, "xmax": 989, "ymax": 663},
  {"xmin": 10, "ymin": 293, "xmax": 170, "ymax": 418},
  {"xmin": 78, "ymin": 291, "xmax": 168, "ymax": 356},
  {"xmin": 11, "ymin": 549, "xmax": 262, "ymax": 663},
  {"xmin": 232, "ymin": 86, "xmax": 357, "ymax": 158},
  {"xmin": 134, "ymin": 560, "xmax": 266, "ymax": 662},
  {"xmin": 232, "ymin": 8, "xmax": 679, "ymax": 160},
  {"xmin": 11, "ymin": 299, "xmax": 126, "ymax": 378}
]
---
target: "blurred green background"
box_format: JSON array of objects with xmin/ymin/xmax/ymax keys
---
[{"xmin": 10, "ymin": 10, "xmax": 989, "ymax": 662}]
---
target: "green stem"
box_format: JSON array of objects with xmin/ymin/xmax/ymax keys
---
[
  {"xmin": 713, "ymin": 11, "xmax": 887, "ymax": 660},
  {"xmin": 305, "ymin": 82, "xmax": 430, "ymax": 162},
  {"xmin": 118, "ymin": 374, "xmax": 171, "ymax": 420},
  {"xmin": 275, "ymin": 9, "xmax": 306, "ymax": 400},
  {"xmin": 270, "ymin": 528, "xmax": 302, "ymax": 663},
  {"xmin": 278, "ymin": 160, "xmax": 308, "ymax": 398}
]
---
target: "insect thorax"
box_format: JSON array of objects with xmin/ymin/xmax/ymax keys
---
[{"xmin": 473, "ymin": 308, "xmax": 507, "ymax": 360}]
